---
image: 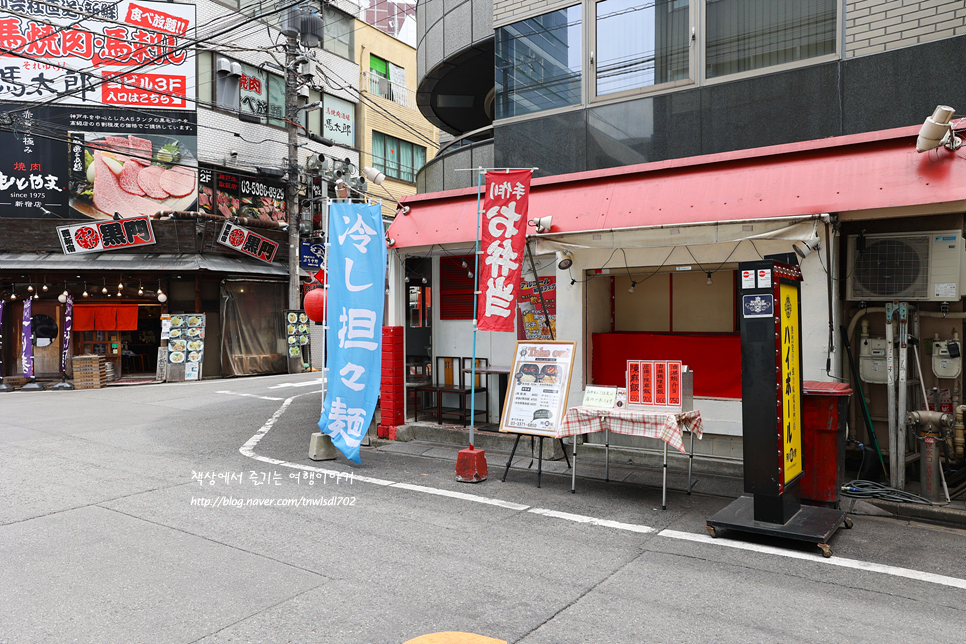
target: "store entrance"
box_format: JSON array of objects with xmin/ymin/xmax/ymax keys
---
[{"xmin": 121, "ymin": 305, "xmax": 162, "ymax": 376}]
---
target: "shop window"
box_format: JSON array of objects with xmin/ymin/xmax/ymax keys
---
[
  {"xmin": 372, "ymin": 131, "xmax": 426, "ymax": 183},
  {"xmin": 495, "ymin": 5, "xmax": 583, "ymax": 119},
  {"xmin": 439, "ymin": 255, "xmax": 475, "ymax": 320}
]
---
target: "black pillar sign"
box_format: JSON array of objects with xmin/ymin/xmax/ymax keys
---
[
  {"xmin": 738, "ymin": 260, "xmax": 804, "ymax": 523},
  {"xmin": 707, "ymin": 260, "xmax": 850, "ymax": 556}
]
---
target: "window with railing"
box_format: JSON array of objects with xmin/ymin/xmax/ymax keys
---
[
  {"xmin": 368, "ymin": 55, "xmax": 411, "ymax": 107},
  {"xmin": 372, "ymin": 132, "xmax": 426, "ymax": 183}
]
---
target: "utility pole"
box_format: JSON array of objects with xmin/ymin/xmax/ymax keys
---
[{"xmin": 285, "ymin": 31, "xmax": 301, "ymax": 374}]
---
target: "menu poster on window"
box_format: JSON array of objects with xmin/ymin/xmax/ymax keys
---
[
  {"xmin": 500, "ymin": 341, "xmax": 576, "ymax": 437},
  {"xmin": 166, "ymin": 313, "xmax": 205, "ymax": 381},
  {"xmin": 284, "ymin": 310, "xmax": 310, "ymax": 359}
]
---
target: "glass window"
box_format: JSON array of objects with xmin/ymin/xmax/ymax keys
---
[
  {"xmin": 706, "ymin": 0, "xmax": 836, "ymax": 79},
  {"xmin": 267, "ymin": 74, "xmax": 285, "ymax": 127},
  {"xmin": 495, "ymin": 5, "xmax": 583, "ymax": 119},
  {"xmin": 595, "ymin": 0, "xmax": 690, "ymax": 96},
  {"xmin": 372, "ymin": 132, "xmax": 426, "ymax": 183},
  {"xmin": 324, "ymin": 6, "xmax": 354, "ymax": 60}
]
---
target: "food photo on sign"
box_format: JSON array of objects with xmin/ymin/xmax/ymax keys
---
[{"xmin": 68, "ymin": 131, "xmax": 198, "ymax": 219}]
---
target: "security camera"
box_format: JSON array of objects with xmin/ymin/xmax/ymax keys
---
[
  {"xmin": 793, "ymin": 238, "xmax": 820, "ymax": 261},
  {"xmin": 917, "ymin": 105, "xmax": 963, "ymax": 153}
]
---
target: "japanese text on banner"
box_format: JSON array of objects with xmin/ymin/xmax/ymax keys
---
[
  {"xmin": 317, "ymin": 202, "xmax": 386, "ymax": 463},
  {"xmin": 476, "ymin": 169, "xmax": 531, "ymax": 333}
]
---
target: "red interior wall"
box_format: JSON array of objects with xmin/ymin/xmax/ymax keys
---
[{"xmin": 592, "ymin": 332, "xmax": 742, "ymax": 399}]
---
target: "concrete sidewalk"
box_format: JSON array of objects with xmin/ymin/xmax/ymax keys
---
[{"xmin": 373, "ymin": 421, "xmax": 966, "ymax": 529}]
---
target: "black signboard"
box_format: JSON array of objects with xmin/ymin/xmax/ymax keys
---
[
  {"xmin": 198, "ymin": 163, "xmax": 287, "ymax": 222},
  {"xmin": 0, "ymin": 104, "xmax": 197, "ymax": 220}
]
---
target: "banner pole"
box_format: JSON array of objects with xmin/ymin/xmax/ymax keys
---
[{"xmin": 470, "ymin": 168, "xmax": 483, "ymax": 448}]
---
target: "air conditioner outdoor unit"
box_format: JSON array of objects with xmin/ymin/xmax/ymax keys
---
[{"xmin": 846, "ymin": 230, "xmax": 966, "ymax": 302}]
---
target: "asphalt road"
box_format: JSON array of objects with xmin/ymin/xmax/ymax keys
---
[{"xmin": 2, "ymin": 372, "xmax": 965, "ymax": 643}]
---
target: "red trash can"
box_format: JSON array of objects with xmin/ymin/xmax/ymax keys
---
[{"xmin": 800, "ymin": 381, "xmax": 853, "ymax": 508}]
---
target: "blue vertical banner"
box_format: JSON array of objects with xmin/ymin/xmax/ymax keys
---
[
  {"xmin": 317, "ymin": 202, "xmax": 387, "ymax": 463},
  {"xmin": 21, "ymin": 297, "xmax": 33, "ymax": 378}
]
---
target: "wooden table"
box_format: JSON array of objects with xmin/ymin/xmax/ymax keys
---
[{"xmin": 558, "ymin": 406, "xmax": 704, "ymax": 509}]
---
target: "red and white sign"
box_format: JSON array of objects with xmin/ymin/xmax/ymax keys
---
[
  {"xmin": 217, "ymin": 222, "xmax": 278, "ymax": 263},
  {"xmin": 476, "ymin": 169, "xmax": 531, "ymax": 333},
  {"xmin": 0, "ymin": 0, "xmax": 195, "ymax": 109},
  {"xmin": 57, "ymin": 216, "xmax": 156, "ymax": 254},
  {"xmin": 627, "ymin": 360, "xmax": 681, "ymax": 409},
  {"xmin": 627, "ymin": 361, "xmax": 641, "ymax": 404}
]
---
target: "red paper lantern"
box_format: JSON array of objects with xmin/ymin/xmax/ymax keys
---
[{"xmin": 304, "ymin": 287, "xmax": 327, "ymax": 322}]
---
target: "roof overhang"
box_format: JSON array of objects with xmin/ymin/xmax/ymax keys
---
[
  {"xmin": 388, "ymin": 125, "xmax": 966, "ymax": 251},
  {"xmin": 0, "ymin": 253, "xmax": 289, "ymax": 275}
]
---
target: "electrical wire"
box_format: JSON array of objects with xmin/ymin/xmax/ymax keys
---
[{"xmin": 840, "ymin": 480, "xmax": 934, "ymax": 505}]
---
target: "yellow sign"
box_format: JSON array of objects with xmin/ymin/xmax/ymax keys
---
[{"xmin": 780, "ymin": 282, "xmax": 803, "ymax": 484}]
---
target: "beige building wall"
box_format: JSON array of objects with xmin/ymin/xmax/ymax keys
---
[
  {"xmin": 355, "ymin": 22, "xmax": 439, "ymax": 221},
  {"xmin": 846, "ymin": 0, "xmax": 966, "ymax": 57}
]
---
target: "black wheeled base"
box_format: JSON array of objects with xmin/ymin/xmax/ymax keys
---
[{"xmin": 706, "ymin": 496, "xmax": 852, "ymax": 558}]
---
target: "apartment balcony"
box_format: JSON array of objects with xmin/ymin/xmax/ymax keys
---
[{"xmin": 361, "ymin": 71, "xmax": 420, "ymax": 112}]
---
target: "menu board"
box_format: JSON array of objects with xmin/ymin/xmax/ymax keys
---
[
  {"xmin": 284, "ymin": 310, "xmax": 310, "ymax": 359},
  {"xmin": 167, "ymin": 313, "xmax": 206, "ymax": 381},
  {"xmin": 499, "ymin": 341, "xmax": 576, "ymax": 437}
]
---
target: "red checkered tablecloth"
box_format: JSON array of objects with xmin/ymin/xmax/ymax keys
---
[{"xmin": 558, "ymin": 407, "xmax": 703, "ymax": 453}]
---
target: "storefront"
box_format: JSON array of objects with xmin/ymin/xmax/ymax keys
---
[
  {"xmin": 0, "ymin": 219, "xmax": 292, "ymax": 383},
  {"xmin": 385, "ymin": 124, "xmax": 966, "ymax": 466}
]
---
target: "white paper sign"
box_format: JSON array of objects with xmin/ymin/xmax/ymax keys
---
[
  {"xmin": 582, "ymin": 386, "xmax": 617, "ymax": 408},
  {"xmin": 757, "ymin": 268, "xmax": 772, "ymax": 288},
  {"xmin": 741, "ymin": 269, "xmax": 756, "ymax": 289}
]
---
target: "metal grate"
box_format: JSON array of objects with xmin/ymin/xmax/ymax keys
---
[{"xmin": 851, "ymin": 235, "xmax": 929, "ymax": 299}]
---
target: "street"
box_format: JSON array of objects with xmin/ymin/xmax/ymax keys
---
[{"xmin": 2, "ymin": 372, "xmax": 965, "ymax": 644}]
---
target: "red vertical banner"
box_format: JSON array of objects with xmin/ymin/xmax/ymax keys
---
[
  {"xmin": 476, "ymin": 170, "xmax": 531, "ymax": 333},
  {"xmin": 641, "ymin": 361, "xmax": 653, "ymax": 404},
  {"xmin": 667, "ymin": 361, "xmax": 682, "ymax": 407},
  {"xmin": 627, "ymin": 360, "xmax": 641, "ymax": 404},
  {"xmin": 654, "ymin": 361, "xmax": 667, "ymax": 405}
]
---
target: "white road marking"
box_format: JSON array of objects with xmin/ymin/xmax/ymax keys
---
[
  {"xmin": 267, "ymin": 377, "xmax": 326, "ymax": 389},
  {"xmin": 658, "ymin": 529, "xmax": 966, "ymax": 590},
  {"xmin": 528, "ymin": 508, "xmax": 656, "ymax": 533},
  {"xmin": 392, "ymin": 483, "xmax": 530, "ymax": 510},
  {"xmin": 217, "ymin": 391, "xmax": 284, "ymax": 401},
  {"xmin": 240, "ymin": 394, "xmax": 966, "ymax": 591}
]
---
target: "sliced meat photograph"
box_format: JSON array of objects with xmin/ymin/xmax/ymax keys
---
[{"xmin": 159, "ymin": 165, "xmax": 196, "ymax": 198}]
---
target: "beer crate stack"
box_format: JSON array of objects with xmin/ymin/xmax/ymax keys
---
[{"xmin": 72, "ymin": 355, "xmax": 108, "ymax": 389}]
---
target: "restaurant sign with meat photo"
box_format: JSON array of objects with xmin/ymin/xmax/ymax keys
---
[
  {"xmin": 198, "ymin": 164, "xmax": 288, "ymax": 223},
  {"xmin": 0, "ymin": 105, "xmax": 197, "ymax": 219}
]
